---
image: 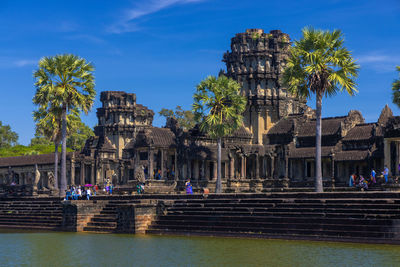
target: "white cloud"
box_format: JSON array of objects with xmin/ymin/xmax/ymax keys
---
[
  {"xmin": 13, "ymin": 59, "xmax": 37, "ymax": 67},
  {"xmin": 356, "ymin": 52, "xmax": 400, "ymax": 73},
  {"xmin": 107, "ymin": 0, "xmax": 205, "ymax": 34}
]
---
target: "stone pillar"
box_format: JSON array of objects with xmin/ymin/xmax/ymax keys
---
[
  {"xmin": 193, "ymin": 160, "xmax": 199, "ymax": 180},
  {"xmin": 174, "ymin": 151, "xmax": 178, "ymax": 181},
  {"xmin": 161, "ymin": 149, "xmax": 165, "ymax": 179},
  {"xmin": 80, "ymin": 163, "xmax": 85, "ymax": 185},
  {"xmin": 213, "ymin": 161, "xmax": 218, "ymax": 180},
  {"xmin": 384, "ymin": 139, "xmax": 391, "ymax": 175},
  {"xmin": 224, "ymin": 162, "xmax": 228, "ymax": 180},
  {"xmin": 90, "ymin": 162, "xmax": 95, "ymax": 185},
  {"xmin": 271, "ymin": 157, "xmax": 275, "ymax": 179},
  {"xmin": 229, "ymin": 156, "xmax": 234, "ymax": 179},
  {"xmin": 240, "ymin": 155, "xmax": 245, "ymax": 179},
  {"xmin": 187, "ymin": 160, "xmax": 192, "ymax": 179},
  {"xmin": 148, "ymin": 149, "xmax": 154, "ymax": 179},
  {"xmin": 285, "ymin": 156, "xmax": 289, "ymax": 178},
  {"xmin": 201, "ymin": 160, "xmax": 205, "ymax": 180},
  {"xmin": 71, "ymin": 159, "xmax": 75, "ymax": 185},
  {"xmin": 331, "ymin": 156, "xmax": 335, "ymax": 189},
  {"xmin": 205, "ymin": 161, "xmax": 210, "ymax": 180},
  {"xmin": 255, "ymin": 154, "xmax": 260, "ymax": 179},
  {"xmin": 120, "ymin": 163, "xmax": 126, "ymax": 184}
]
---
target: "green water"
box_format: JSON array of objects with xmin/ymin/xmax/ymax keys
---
[{"xmin": 1, "ymin": 230, "xmax": 400, "ymax": 267}]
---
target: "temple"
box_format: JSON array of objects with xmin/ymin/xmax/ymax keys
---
[{"xmin": 2, "ymin": 29, "xmax": 400, "ymax": 193}]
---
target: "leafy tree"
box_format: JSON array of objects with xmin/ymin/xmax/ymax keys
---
[
  {"xmin": 159, "ymin": 106, "xmax": 196, "ymax": 130},
  {"xmin": 0, "ymin": 144, "xmax": 73, "ymax": 158},
  {"xmin": 66, "ymin": 119, "xmax": 94, "ymax": 151},
  {"xmin": 282, "ymin": 27, "xmax": 359, "ymax": 192},
  {"xmin": 192, "ymin": 75, "xmax": 246, "ymax": 193},
  {"xmin": 33, "ymin": 54, "xmax": 95, "ymax": 195},
  {"xmin": 392, "ymin": 66, "xmax": 400, "ymax": 107},
  {"xmin": 0, "ymin": 121, "xmax": 18, "ymax": 148}
]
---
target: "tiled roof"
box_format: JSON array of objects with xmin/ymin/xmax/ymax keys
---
[
  {"xmin": 342, "ymin": 124, "xmax": 374, "ymax": 141},
  {"xmin": 289, "ymin": 146, "xmax": 335, "ymax": 158},
  {"xmin": 150, "ymin": 127, "xmax": 176, "ymax": 147},
  {"xmin": 297, "ymin": 117, "xmax": 346, "ymax": 137},
  {"xmin": 267, "ymin": 118, "xmax": 294, "ymax": 135},
  {"xmin": 231, "ymin": 126, "xmax": 253, "ymax": 138},
  {"xmin": 335, "ymin": 150, "xmax": 370, "ymax": 161},
  {"xmin": 0, "ymin": 152, "xmax": 75, "ymax": 167}
]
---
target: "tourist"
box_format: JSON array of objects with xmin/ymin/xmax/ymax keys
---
[
  {"xmin": 371, "ymin": 169, "xmax": 376, "ymax": 184},
  {"xmin": 110, "ymin": 184, "xmax": 113, "ymax": 195},
  {"xmin": 358, "ymin": 175, "xmax": 368, "ymax": 190},
  {"xmin": 155, "ymin": 170, "xmax": 162, "ymax": 180},
  {"xmin": 92, "ymin": 186, "xmax": 97, "ymax": 196},
  {"xmin": 185, "ymin": 179, "xmax": 193, "ymax": 194},
  {"xmin": 87, "ymin": 187, "xmax": 91, "ymax": 200},
  {"xmin": 137, "ymin": 182, "xmax": 144, "ymax": 194},
  {"xmin": 77, "ymin": 186, "xmax": 82, "ymax": 199},
  {"xmin": 382, "ymin": 166, "xmax": 389, "ymax": 183},
  {"xmin": 349, "ymin": 174, "xmax": 355, "ymax": 187},
  {"xmin": 65, "ymin": 188, "xmax": 72, "ymax": 200}
]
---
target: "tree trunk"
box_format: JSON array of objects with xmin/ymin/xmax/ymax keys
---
[
  {"xmin": 315, "ymin": 92, "xmax": 323, "ymax": 192},
  {"xmin": 60, "ymin": 106, "xmax": 67, "ymax": 196},
  {"xmin": 54, "ymin": 142, "xmax": 59, "ymax": 190},
  {"xmin": 216, "ymin": 138, "xmax": 222, "ymax": 193}
]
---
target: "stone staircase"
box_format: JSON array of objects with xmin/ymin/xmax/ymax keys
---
[
  {"xmin": 147, "ymin": 192, "xmax": 400, "ymax": 244},
  {"xmin": 0, "ymin": 197, "xmax": 63, "ymax": 231},
  {"xmin": 83, "ymin": 199, "xmax": 141, "ymax": 233}
]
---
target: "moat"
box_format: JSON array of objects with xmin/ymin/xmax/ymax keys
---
[{"xmin": 1, "ymin": 230, "xmax": 399, "ymax": 266}]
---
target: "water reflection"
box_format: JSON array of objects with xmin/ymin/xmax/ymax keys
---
[{"xmin": 0, "ymin": 230, "xmax": 400, "ymax": 267}]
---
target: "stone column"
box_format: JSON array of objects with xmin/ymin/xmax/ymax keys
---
[
  {"xmin": 331, "ymin": 156, "xmax": 335, "ymax": 189},
  {"xmin": 255, "ymin": 154, "xmax": 260, "ymax": 179},
  {"xmin": 120, "ymin": 163, "xmax": 126, "ymax": 184},
  {"xmin": 240, "ymin": 155, "xmax": 245, "ymax": 179},
  {"xmin": 213, "ymin": 161, "xmax": 218, "ymax": 180},
  {"xmin": 193, "ymin": 160, "xmax": 199, "ymax": 180},
  {"xmin": 384, "ymin": 139, "xmax": 391, "ymax": 175},
  {"xmin": 80, "ymin": 163, "xmax": 85, "ymax": 185},
  {"xmin": 161, "ymin": 149, "xmax": 165, "ymax": 179},
  {"xmin": 174, "ymin": 151, "xmax": 178, "ymax": 181},
  {"xmin": 229, "ymin": 156, "xmax": 235, "ymax": 179},
  {"xmin": 71, "ymin": 159, "xmax": 75, "ymax": 185},
  {"xmin": 271, "ymin": 157, "xmax": 275, "ymax": 179},
  {"xmin": 285, "ymin": 156, "xmax": 289, "ymax": 178},
  {"xmin": 224, "ymin": 162, "xmax": 228, "ymax": 180},
  {"xmin": 201, "ymin": 160, "xmax": 205, "ymax": 180},
  {"xmin": 187, "ymin": 160, "xmax": 192, "ymax": 179},
  {"xmin": 148, "ymin": 149, "xmax": 154, "ymax": 179},
  {"xmin": 90, "ymin": 162, "xmax": 95, "ymax": 185},
  {"xmin": 205, "ymin": 161, "xmax": 210, "ymax": 180}
]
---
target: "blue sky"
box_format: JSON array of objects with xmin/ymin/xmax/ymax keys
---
[{"xmin": 0, "ymin": 0, "xmax": 399, "ymax": 145}]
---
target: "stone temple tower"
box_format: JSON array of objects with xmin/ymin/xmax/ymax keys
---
[
  {"xmin": 94, "ymin": 91, "xmax": 154, "ymax": 159},
  {"xmin": 223, "ymin": 29, "xmax": 307, "ymax": 144}
]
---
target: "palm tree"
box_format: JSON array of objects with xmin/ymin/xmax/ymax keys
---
[
  {"xmin": 282, "ymin": 27, "xmax": 359, "ymax": 192},
  {"xmin": 192, "ymin": 75, "xmax": 247, "ymax": 193},
  {"xmin": 33, "ymin": 54, "xmax": 95, "ymax": 195},
  {"xmin": 32, "ymin": 105, "xmax": 81, "ymax": 191},
  {"xmin": 392, "ymin": 66, "xmax": 400, "ymax": 107}
]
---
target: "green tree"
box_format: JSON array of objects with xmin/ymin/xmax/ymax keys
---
[
  {"xmin": 0, "ymin": 121, "xmax": 18, "ymax": 148},
  {"xmin": 392, "ymin": 66, "xmax": 400, "ymax": 107},
  {"xmin": 282, "ymin": 27, "xmax": 359, "ymax": 192},
  {"xmin": 33, "ymin": 54, "xmax": 96, "ymax": 195},
  {"xmin": 192, "ymin": 75, "xmax": 246, "ymax": 193},
  {"xmin": 66, "ymin": 119, "xmax": 94, "ymax": 151},
  {"xmin": 159, "ymin": 106, "xmax": 196, "ymax": 130}
]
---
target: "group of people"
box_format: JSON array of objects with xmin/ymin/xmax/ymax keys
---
[
  {"xmin": 65, "ymin": 185, "xmax": 97, "ymax": 200},
  {"xmin": 349, "ymin": 166, "xmax": 389, "ymax": 190}
]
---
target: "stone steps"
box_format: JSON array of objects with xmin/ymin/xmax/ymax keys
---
[
  {"xmin": 147, "ymin": 194, "xmax": 400, "ymax": 243},
  {"xmin": 146, "ymin": 229, "xmax": 400, "ymax": 244},
  {"xmin": 0, "ymin": 199, "xmax": 63, "ymax": 230},
  {"xmin": 147, "ymin": 223, "xmax": 397, "ymax": 239}
]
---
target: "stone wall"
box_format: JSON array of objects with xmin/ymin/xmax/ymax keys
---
[{"xmin": 61, "ymin": 200, "xmax": 108, "ymax": 231}]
